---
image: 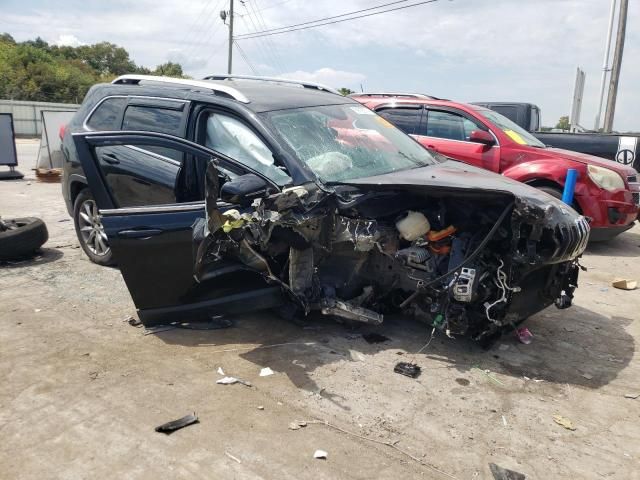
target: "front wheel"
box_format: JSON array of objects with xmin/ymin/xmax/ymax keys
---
[{"xmin": 73, "ymin": 188, "xmax": 114, "ymax": 266}]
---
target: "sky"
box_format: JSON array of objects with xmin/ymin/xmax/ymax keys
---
[{"xmin": 1, "ymin": 0, "xmax": 638, "ymax": 131}]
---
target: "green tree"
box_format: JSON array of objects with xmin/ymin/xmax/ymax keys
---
[
  {"xmin": 338, "ymin": 87, "xmax": 355, "ymax": 96},
  {"xmin": 76, "ymin": 42, "xmax": 137, "ymax": 76},
  {"xmin": 152, "ymin": 62, "xmax": 185, "ymax": 77},
  {"xmin": 556, "ymin": 116, "xmax": 570, "ymax": 131},
  {"xmin": 0, "ymin": 35, "xmax": 187, "ymax": 103}
]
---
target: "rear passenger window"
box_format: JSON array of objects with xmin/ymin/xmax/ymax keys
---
[
  {"xmin": 377, "ymin": 107, "xmax": 422, "ymax": 135},
  {"xmin": 122, "ymin": 105, "xmax": 184, "ymax": 160},
  {"xmin": 86, "ymin": 97, "xmax": 126, "ymax": 130},
  {"xmin": 122, "ymin": 105, "xmax": 183, "ymax": 135}
]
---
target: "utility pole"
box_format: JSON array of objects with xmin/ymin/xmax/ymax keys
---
[
  {"xmin": 603, "ymin": 0, "xmax": 628, "ymax": 133},
  {"xmin": 220, "ymin": 0, "xmax": 234, "ymax": 74},
  {"xmin": 594, "ymin": 0, "xmax": 617, "ymax": 131}
]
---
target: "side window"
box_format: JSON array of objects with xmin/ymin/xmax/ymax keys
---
[
  {"xmin": 86, "ymin": 97, "xmax": 126, "ymax": 130},
  {"xmin": 95, "ymin": 143, "xmax": 195, "ymax": 208},
  {"xmin": 377, "ymin": 107, "xmax": 422, "ymax": 135},
  {"xmin": 204, "ymin": 113, "xmax": 291, "ymax": 186},
  {"xmin": 426, "ymin": 110, "xmax": 481, "ymax": 141},
  {"xmin": 122, "ymin": 105, "xmax": 184, "ymax": 160},
  {"xmin": 122, "ymin": 105, "xmax": 182, "ymax": 134}
]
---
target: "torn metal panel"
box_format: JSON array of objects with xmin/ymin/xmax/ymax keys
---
[{"xmin": 194, "ymin": 158, "xmax": 589, "ymax": 339}]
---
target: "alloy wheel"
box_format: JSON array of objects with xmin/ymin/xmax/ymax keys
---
[{"xmin": 77, "ymin": 199, "xmax": 110, "ymax": 256}]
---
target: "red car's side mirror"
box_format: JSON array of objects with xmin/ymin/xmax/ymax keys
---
[{"xmin": 469, "ymin": 129, "xmax": 496, "ymax": 147}]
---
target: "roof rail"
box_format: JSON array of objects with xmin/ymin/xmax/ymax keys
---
[
  {"xmin": 348, "ymin": 92, "xmax": 436, "ymax": 99},
  {"xmin": 202, "ymin": 74, "xmax": 341, "ymax": 96},
  {"xmin": 111, "ymin": 74, "xmax": 250, "ymax": 103}
]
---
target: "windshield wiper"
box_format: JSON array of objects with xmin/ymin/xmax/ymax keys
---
[{"xmin": 397, "ymin": 151, "xmax": 428, "ymax": 166}]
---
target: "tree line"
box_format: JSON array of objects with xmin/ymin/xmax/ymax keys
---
[{"xmin": 0, "ymin": 33, "xmax": 186, "ymax": 104}]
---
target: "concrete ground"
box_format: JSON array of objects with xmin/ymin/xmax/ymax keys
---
[{"xmin": 1, "ymin": 139, "xmax": 639, "ymax": 479}]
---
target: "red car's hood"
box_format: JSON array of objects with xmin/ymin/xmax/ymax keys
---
[{"xmin": 545, "ymin": 147, "xmax": 637, "ymax": 177}]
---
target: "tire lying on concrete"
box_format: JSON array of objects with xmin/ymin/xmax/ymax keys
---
[{"xmin": 0, "ymin": 217, "xmax": 49, "ymax": 261}]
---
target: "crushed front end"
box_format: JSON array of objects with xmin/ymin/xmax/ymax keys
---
[{"xmin": 196, "ymin": 164, "xmax": 589, "ymax": 342}]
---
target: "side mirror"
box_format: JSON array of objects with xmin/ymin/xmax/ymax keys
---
[
  {"xmin": 219, "ymin": 173, "xmax": 269, "ymax": 206},
  {"xmin": 469, "ymin": 129, "xmax": 496, "ymax": 147}
]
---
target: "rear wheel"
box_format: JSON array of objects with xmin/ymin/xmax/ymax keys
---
[{"xmin": 73, "ymin": 188, "xmax": 114, "ymax": 266}]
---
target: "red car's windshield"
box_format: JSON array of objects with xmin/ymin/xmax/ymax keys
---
[
  {"xmin": 475, "ymin": 107, "xmax": 546, "ymax": 148},
  {"xmin": 263, "ymin": 104, "xmax": 436, "ymax": 183}
]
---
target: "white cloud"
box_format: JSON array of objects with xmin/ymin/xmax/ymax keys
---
[
  {"xmin": 167, "ymin": 48, "xmax": 207, "ymax": 71},
  {"xmin": 54, "ymin": 34, "xmax": 83, "ymax": 47},
  {"xmin": 278, "ymin": 67, "xmax": 366, "ymax": 89}
]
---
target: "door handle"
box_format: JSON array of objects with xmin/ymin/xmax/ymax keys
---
[
  {"xmin": 117, "ymin": 228, "xmax": 163, "ymax": 239},
  {"xmin": 102, "ymin": 153, "xmax": 120, "ymax": 165}
]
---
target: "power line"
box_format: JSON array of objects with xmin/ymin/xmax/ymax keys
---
[
  {"xmin": 237, "ymin": 13, "xmax": 277, "ymax": 72},
  {"xmin": 247, "ymin": 0, "xmax": 288, "ymax": 72},
  {"xmin": 234, "ymin": 40, "xmax": 259, "ymax": 74},
  {"xmin": 249, "ymin": 0, "xmax": 293, "ymax": 14},
  {"xmin": 237, "ymin": 0, "xmax": 412, "ymax": 37},
  {"xmin": 236, "ymin": 0, "xmax": 438, "ymax": 40}
]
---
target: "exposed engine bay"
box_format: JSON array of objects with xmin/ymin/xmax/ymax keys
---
[{"xmin": 195, "ymin": 163, "xmax": 589, "ymax": 342}]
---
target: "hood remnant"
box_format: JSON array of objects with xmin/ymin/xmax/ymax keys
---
[{"xmin": 196, "ymin": 159, "xmax": 589, "ymax": 342}]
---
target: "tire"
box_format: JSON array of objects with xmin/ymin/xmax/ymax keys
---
[
  {"xmin": 73, "ymin": 188, "xmax": 115, "ymax": 266},
  {"xmin": 0, "ymin": 217, "xmax": 48, "ymax": 260},
  {"xmin": 537, "ymin": 186, "xmax": 563, "ymax": 201}
]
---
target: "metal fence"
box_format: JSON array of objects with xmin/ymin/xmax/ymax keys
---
[{"xmin": 0, "ymin": 100, "xmax": 79, "ymax": 136}]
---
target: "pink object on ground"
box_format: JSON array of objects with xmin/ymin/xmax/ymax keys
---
[{"xmin": 516, "ymin": 327, "xmax": 533, "ymax": 344}]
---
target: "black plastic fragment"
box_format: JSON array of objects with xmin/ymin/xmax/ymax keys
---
[
  {"xmin": 155, "ymin": 413, "xmax": 199, "ymax": 434},
  {"xmin": 489, "ymin": 463, "xmax": 526, "ymax": 480},
  {"xmin": 394, "ymin": 362, "xmax": 421, "ymax": 378},
  {"xmin": 363, "ymin": 333, "xmax": 390, "ymax": 344}
]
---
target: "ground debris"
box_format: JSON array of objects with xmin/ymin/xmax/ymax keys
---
[
  {"xmin": 216, "ymin": 376, "xmax": 252, "ymax": 387},
  {"xmin": 489, "ymin": 462, "xmax": 526, "ymax": 480},
  {"xmin": 259, "ymin": 367, "xmax": 275, "ymax": 377},
  {"xmin": 624, "ymin": 393, "xmax": 639, "ymax": 399},
  {"xmin": 155, "ymin": 413, "xmax": 199, "ymax": 434},
  {"xmin": 612, "ymin": 279, "xmax": 637, "ymax": 290},
  {"xmin": 313, "ymin": 449, "xmax": 328, "ymax": 459},
  {"xmin": 225, "ymin": 451, "xmax": 241, "ymax": 464},
  {"xmin": 394, "ymin": 362, "xmax": 421, "ymax": 378},
  {"xmin": 289, "ymin": 420, "xmax": 308, "ymax": 430},
  {"xmin": 515, "ymin": 327, "xmax": 533, "ymax": 344},
  {"xmin": 123, "ymin": 315, "xmax": 142, "ymax": 327},
  {"xmin": 553, "ymin": 414, "xmax": 576, "ymax": 431}
]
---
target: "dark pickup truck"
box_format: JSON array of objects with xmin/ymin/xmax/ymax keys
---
[{"xmin": 473, "ymin": 102, "xmax": 640, "ymax": 172}]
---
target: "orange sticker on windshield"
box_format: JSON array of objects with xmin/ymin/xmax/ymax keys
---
[
  {"xmin": 375, "ymin": 116, "xmax": 394, "ymax": 128},
  {"xmin": 504, "ymin": 129, "xmax": 527, "ymax": 145}
]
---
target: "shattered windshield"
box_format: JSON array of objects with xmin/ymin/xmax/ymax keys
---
[{"xmin": 263, "ymin": 104, "xmax": 436, "ymax": 183}]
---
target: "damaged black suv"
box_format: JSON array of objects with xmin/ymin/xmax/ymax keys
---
[{"xmin": 61, "ymin": 74, "xmax": 589, "ymax": 341}]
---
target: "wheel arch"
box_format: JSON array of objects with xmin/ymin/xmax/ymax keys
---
[
  {"xmin": 69, "ymin": 175, "xmax": 89, "ymax": 206},
  {"xmin": 524, "ymin": 178, "xmax": 584, "ymax": 214}
]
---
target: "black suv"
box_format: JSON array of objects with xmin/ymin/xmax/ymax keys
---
[{"xmin": 61, "ymin": 74, "xmax": 589, "ymax": 341}]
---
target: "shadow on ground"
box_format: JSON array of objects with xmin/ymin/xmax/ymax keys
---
[
  {"xmin": 586, "ymin": 229, "xmax": 640, "ymax": 257},
  {"xmin": 154, "ymin": 302, "xmax": 634, "ymax": 398},
  {"xmin": 0, "ymin": 247, "xmax": 64, "ymax": 269}
]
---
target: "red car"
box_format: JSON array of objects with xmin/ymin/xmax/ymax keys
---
[{"xmin": 352, "ymin": 93, "xmax": 640, "ymax": 241}]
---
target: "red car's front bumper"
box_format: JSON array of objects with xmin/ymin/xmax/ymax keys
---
[{"xmin": 576, "ymin": 186, "xmax": 639, "ymax": 240}]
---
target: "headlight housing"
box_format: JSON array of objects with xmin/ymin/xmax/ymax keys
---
[{"xmin": 587, "ymin": 165, "xmax": 625, "ymax": 191}]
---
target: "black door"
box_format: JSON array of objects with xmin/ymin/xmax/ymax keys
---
[{"xmin": 73, "ymin": 131, "xmax": 284, "ymax": 325}]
